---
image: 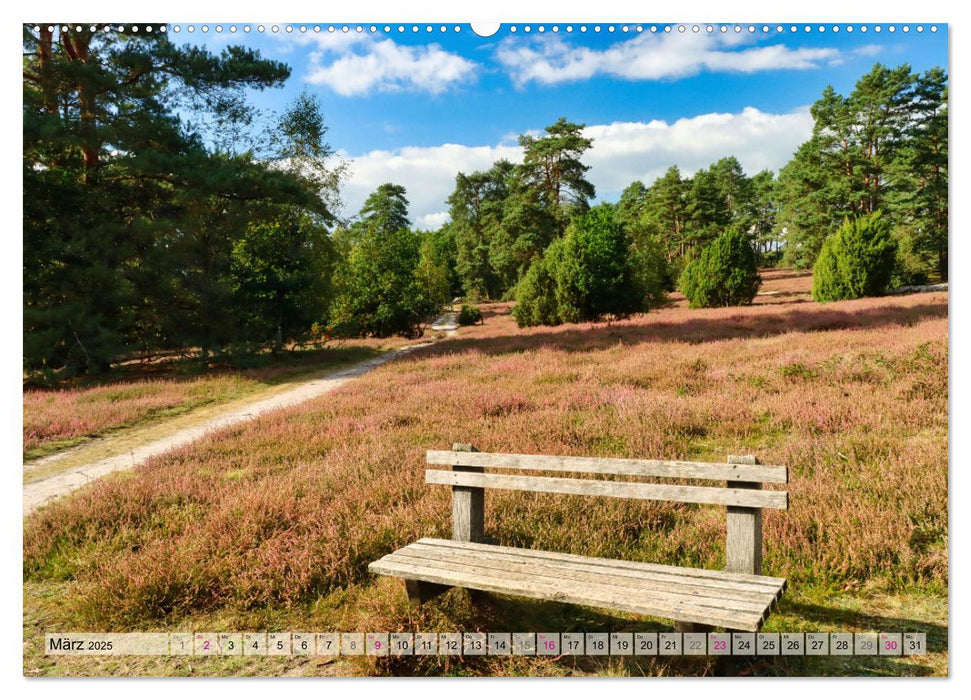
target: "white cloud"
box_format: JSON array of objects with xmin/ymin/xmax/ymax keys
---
[
  {"xmin": 416, "ymin": 211, "xmax": 450, "ymax": 230},
  {"xmin": 302, "ymin": 34, "xmax": 478, "ymax": 96},
  {"xmin": 581, "ymin": 106, "xmax": 815, "ymax": 194},
  {"xmin": 337, "ymin": 106, "xmax": 813, "ymax": 229},
  {"xmin": 336, "ymin": 142, "xmax": 523, "ymax": 229},
  {"xmin": 852, "ymin": 44, "xmax": 884, "ymax": 57},
  {"xmin": 496, "ymin": 32, "xmax": 841, "ymax": 86}
]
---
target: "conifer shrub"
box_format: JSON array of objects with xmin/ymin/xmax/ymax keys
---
[
  {"xmin": 812, "ymin": 212, "xmax": 898, "ymax": 302},
  {"xmin": 512, "ymin": 243, "xmax": 562, "ymax": 327},
  {"xmin": 513, "ymin": 205, "xmax": 657, "ymax": 327},
  {"xmin": 457, "ymin": 304, "xmax": 483, "ymax": 325},
  {"xmin": 679, "ymin": 228, "xmax": 761, "ymax": 308}
]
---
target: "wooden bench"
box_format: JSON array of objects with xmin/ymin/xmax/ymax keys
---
[{"xmin": 368, "ymin": 444, "xmax": 789, "ymax": 632}]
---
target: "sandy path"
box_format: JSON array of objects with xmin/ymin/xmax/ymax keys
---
[{"xmin": 23, "ymin": 343, "xmax": 431, "ymax": 515}]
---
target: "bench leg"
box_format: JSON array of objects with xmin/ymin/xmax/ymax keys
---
[
  {"xmin": 468, "ymin": 588, "xmax": 491, "ymax": 605},
  {"xmin": 674, "ymin": 622, "xmax": 713, "ymax": 634},
  {"xmin": 404, "ymin": 579, "xmax": 451, "ymax": 605}
]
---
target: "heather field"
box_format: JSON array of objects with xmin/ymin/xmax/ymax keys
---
[
  {"xmin": 22, "ymin": 343, "xmax": 399, "ymax": 461},
  {"xmin": 23, "ymin": 270, "xmax": 948, "ymax": 676}
]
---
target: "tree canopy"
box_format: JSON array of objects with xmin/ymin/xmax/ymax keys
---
[
  {"xmin": 23, "ymin": 26, "xmax": 338, "ymax": 376},
  {"xmin": 24, "ymin": 44, "xmax": 948, "ymax": 371}
]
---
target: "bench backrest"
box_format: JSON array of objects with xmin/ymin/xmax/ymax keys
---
[{"xmin": 426, "ymin": 443, "xmax": 789, "ymax": 576}]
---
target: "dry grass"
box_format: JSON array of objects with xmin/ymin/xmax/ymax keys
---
[
  {"xmin": 22, "ymin": 343, "xmax": 397, "ymax": 460},
  {"xmin": 22, "ymin": 270, "xmax": 948, "ymax": 676}
]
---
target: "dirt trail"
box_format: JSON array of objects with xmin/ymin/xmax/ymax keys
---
[{"xmin": 23, "ymin": 342, "xmax": 431, "ymax": 515}]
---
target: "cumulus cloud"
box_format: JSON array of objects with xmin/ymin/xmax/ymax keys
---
[
  {"xmin": 337, "ymin": 106, "xmax": 813, "ymax": 229},
  {"xmin": 300, "ymin": 32, "xmax": 478, "ymax": 96},
  {"xmin": 496, "ymin": 32, "xmax": 841, "ymax": 87},
  {"xmin": 582, "ymin": 106, "xmax": 815, "ymax": 194},
  {"xmin": 336, "ymin": 141, "xmax": 523, "ymax": 228},
  {"xmin": 416, "ymin": 211, "xmax": 450, "ymax": 230}
]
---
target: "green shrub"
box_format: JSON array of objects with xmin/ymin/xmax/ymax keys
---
[
  {"xmin": 679, "ymin": 228, "xmax": 761, "ymax": 308},
  {"xmin": 889, "ymin": 233, "xmax": 931, "ymax": 289},
  {"xmin": 631, "ymin": 233, "xmax": 671, "ymax": 306},
  {"xmin": 513, "ymin": 205, "xmax": 658, "ymax": 327},
  {"xmin": 328, "ymin": 227, "xmax": 437, "ymax": 339},
  {"xmin": 457, "ymin": 304, "xmax": 483, "ymax": 325},
  {"xmin": 414, "ymin": 236, "xmax": 452, "ymax": 315},
  {"xmin": 512, "ymin": 244, "xmax": 561, "ymax": 327},
  {"xmin": 812, "ymin": 212, "xmax": 898, "ymax": 302}
]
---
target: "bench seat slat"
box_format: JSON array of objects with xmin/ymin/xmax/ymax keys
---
[
  {"xmin": 427, "ymin": 450, "xmax": 788, "ymax": 484},
  {"xmin": 384, "ymin": 550, "xmax": 771, "ymax": 613},
  {"xmin": 370, "ymin": 559, "xmax": 762, "ymax": 630},
  {"xmin": 417, "ymin": 538, "xmax": 786, "ymax": 588},
  {"xmin": 404, "ymin": 541, "xmax": 781, "ymax": 599},
  {"xmin": 370, "ymin": 541, "xmax": 784, "ymax": 631},
  {"xmin": 426, "ymin": 470, "xmax": 788, "ymax": 510}
]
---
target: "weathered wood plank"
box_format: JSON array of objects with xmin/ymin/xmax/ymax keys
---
[
  {"xmin": 725, "ymin": 455, "xmax": 763, "ymax": 575},
  {"xmin": 450, "ymin": 443, "xmax": 484, "ymax": 543},
  {"xmin": 416, "ymin": 538, "xmax": 787, "ymax": 587},
  {"xmin": 368, "ymin": 558, "xmax": 765, "ymax": 630},
  {"xmin": 383, "ymin": 550, "xmax": 772, "ymax": 613},
  {"xmin": 381, "ymin": 558, "xmax": 770, "ymax": 627},
  {"xmin": 408, "ymin": 539, "xmax": 782, "ymax": 592},
  {"xmin": 403, "ymin": 541, "xmax": 780, "ymax": 598},
  {"xmin": 425, "ymin": 469, "xmax": 788, "ymax": 509},
  {"xmin": 427, "ymin": 450, "xmax": 788, "ymax": 484}
]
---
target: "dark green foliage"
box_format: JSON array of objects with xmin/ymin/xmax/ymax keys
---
[
  {"xmin": 329, "ymin": 185, "xmax": 439, "ymax": 339},
  {"xmin": 511, "ymin": 244, "xmax": 562, "ymax": 327},
  {"xmin": 889, "ymin": 236, "xmax": 931, "ymax": 289},
  {"xmin": 748, "ymin": 169, "xmax": 781, "ymax": 262},
  {"xmin": 422, "ymin": 225, "xmax": 462, "ymax": 297},
  {"xmin": 629, "ymin": 231, "xmax": 672, "ymax": 307},
  {"xmin": 360, "ymin": 183, "xmax": 410, "ymax": 235},
  {"xmin": 616, "ymin": 180, "xmax": 650, "ymax": 229},
  {"xmin": 679, "ymin": 229, "xmax": 762, "ymax": 308},
  {"xmin": 892, "ymin": 68, "xmax": 948, "ymax": 280},
  {"xmin": 616, "ymin": 160, "xmax": 772, "ymax": 273},
  {"xmin": 513, "ymin": 205, "xmax": 653, "ymax": 326},
  {"xmin": 414, "ymin": 236, "xmax": 453, "ymax": 315},
  {"xmin": 812, "ymin": 212, "xmax": 898, "ymax": 302},
  {"xmin": 449, "ymin": 118, "xmax": 594, "ymax": 300},
  {"xmin": 518, "ymin": 117, "xmax": 595, "ymax": 227},
  {"xmin": 448, "ymin": 162, "xmax": 512, "ymax": 299},
  {"xmin": 23, "ymin": 26, "xmax": 337, "ymax": 377},
  {"xmin": 329, "ymin": 227, "xmax": 431, "ymax": 339},
  {"xmin": 229, "ymin": 212, "xmax": 335, "ymax": 350},
  {"xmin": 778, "ymin": 63, "xmax": 947, "ymax": 278},
  {"xmin": 555, "ymin": 206, "xmax": 644, "ymax": 322},
  {"xmin": 457, "ymin": 305, "xmax": 483, "ymax": 326},
  {"xmin": 645, "ymin": 166, "xmax": 689, "ymax": 260},
  {"xmin": 490, "ymin": 182, "xmax": 558, "ymax": 291}
]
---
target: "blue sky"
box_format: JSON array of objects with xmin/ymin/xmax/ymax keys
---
[{"xmin": 175, "ymin": 23, "xmax": 948, "ymax": 228}]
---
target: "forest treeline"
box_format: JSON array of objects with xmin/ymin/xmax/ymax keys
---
[{"xmin": 23, "ymin": 27, "xmax": 947, "ymax": 378}]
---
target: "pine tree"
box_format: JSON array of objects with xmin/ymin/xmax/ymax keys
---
[
  {"xmin": 518, "ymin": 117, "xmax": 595, "ymax": 227},
  {"xmin": 749, "ymin": 170, "xmax": 779, "ymax": 259},
  {"xmin": 646, "ymin": 166, "xmax": 688, "ymax": 260},
  {"xmin": 448, "ymin": 161, "xmax": 513, "ymax": 298},
  {"xmin": 360, "ymin": 183, "xmax": 411, "ymax": 235},
  {"xmin": 23, "ymin": 25, "xmax": 336, "ymax": 375},
  {"xmin": 685, "ymin": 166, "xmax": 728, "ymax": 252},
  {"xmin": 893, "ymin": 68, "xmax": 948, "ymax": 279},
  {"xmin": 776, "ymin": 63, "xmax": 924, "ymax": 270}
]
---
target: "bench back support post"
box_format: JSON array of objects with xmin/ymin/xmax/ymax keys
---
[
  {"xmin": 724, "ymin": 455, "xmax": 762, "ymax": 575},
  {"xmin": 451, "ymin": 443, "xmax": 485, "ymax": 543}
]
